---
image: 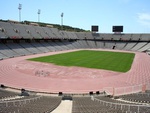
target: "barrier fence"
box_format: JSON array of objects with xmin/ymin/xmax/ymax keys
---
[
  {"xmin": 94, "ymin": 97, "xmax": 150, "ymax": 113},
  {"xmin": 0, "ymin": 96, "xmax": 42, "ymax": 107},
  {"xmin": 104, "ymin": 84, "xmax": 150, "ymax": 96}
]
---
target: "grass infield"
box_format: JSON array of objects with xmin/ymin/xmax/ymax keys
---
[{"xmin": 28, "ymin": 50, "xmax": 135, "ymax": 72}]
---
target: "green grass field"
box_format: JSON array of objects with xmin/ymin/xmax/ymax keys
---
[{"xmin": 28, "ymin": 50, "xmax": 135, "ymax": 72}]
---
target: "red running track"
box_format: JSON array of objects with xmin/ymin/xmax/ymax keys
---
[{"xmin": 0, "ymin": 49, "xmax": 150, "ymax": 94}]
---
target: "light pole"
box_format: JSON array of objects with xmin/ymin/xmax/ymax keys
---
[
  {"xmin": 61, "ymin": 12, "xmax": 64, "ymax": 30},
  {"xmin": 38, "ymin": 9, "xmax": 41, "ymax": 22},
  {"xmin": 18, "ymin": 4, "xmax": 22, "ymax": 22}
]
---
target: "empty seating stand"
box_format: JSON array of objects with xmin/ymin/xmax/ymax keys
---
[
  {"xmin": 0, "ymin": 20, "xmax": 150, "ymax": 113},
  {"xmin": 0, "ymin": 22, "xmax": 21, "ymax": 39},
  {"xmin": 19, "ymin": 42, "xmax": 42, "ymax": 54},
  {"xmin": 75, "ymin": 32, "xmax": 86, "ymax": 39},
  {"xmin": 141, "ymin": 34, "xmax": 150, "ymax": 41},
  {"xmin": 39, "ymin": 40, "xmax": 57, "ymax": 51},
  {"xmin": 72, "ymin": 93, "xmax": 150, "ymax": 113},
  {"xmin": 30, "ymin": 41, "xmax": 50, "ymax": 53},
  {"xmin": 120, "ymin": 92, "xmax": 150, "ymax": 103},
  {"xmin": 115, "ymin": 42, "xmax": 127, "ymax": 50},
  {"xmin": 23, "ymin": 24, "xmax": 42, "ymax": 39},
  {"xmin": 50, "ymin": 28, "xmax": 63, "ymax": 39},
  {"xmin": 0, "ymin": 27, "xmax": 8, "ymax": 39},
  {"xmin": 100, "ymin": 33, "xmax": 112, "ymax": 40},
  {"xmin": 72, "ymin": 96, "xmax": 126, "ymax": 113},
  {"xmin": 131, "ymin": 42, "xmax": 148, "ymax": 51},
  {"xmin": 10, "ymin": 22, "xmax": 32, "ymax": 39},
  {"xmin": 85, "ymin": 32, "xmax": 95, "ymax": 39},
  {"xmin": 0, "ymin": 42, "xmax": 20, "ymax": 58},
  {"xmin": 0, "ymin": 89, "xmax": 19, "ymax": 99},
  {"xmin": 123, "ymin": 42, "xmax": 138, "ymax": 51},
  {"xmin": 32, "ymin": 25, "xmax": 50, "ymax": 39},
  {"xmin": 42, "ymin": 27, "xmax": 56, "ymax": 39},
  {"xmin": 0, "ymin": 95, "xmax": 62, "ymax": 113},
  {"xmin": 59, "ymin": 31, "xmax": 69, "ymax": 39}
]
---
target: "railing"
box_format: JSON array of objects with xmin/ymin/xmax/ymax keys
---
[
  {"xmin": 146, "ymin": 84, "xmax": 150, "ymax": 90},
  {"xmin": 94, "ymin": 97, "xmax": 150, "ymax": 113},
  {"xmin": 103, "ymin": 84, "xmax": 150, "ymax": 96},
  {"xmin": 0, "ymin": 96, "xmax": 42, "ymax": 107}
]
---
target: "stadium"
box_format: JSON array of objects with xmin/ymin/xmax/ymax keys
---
[
  {"xmin": 1, "ymin": 1, "xmax": 150, "ymax": 112},
  {"xmin": 0, "ymin": 19, "xmax": 150, "ymax": 113}
]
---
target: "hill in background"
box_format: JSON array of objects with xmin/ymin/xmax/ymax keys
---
[{"xmin": 0, "ymin": 19, "xmax": 88, "ymax": 32}]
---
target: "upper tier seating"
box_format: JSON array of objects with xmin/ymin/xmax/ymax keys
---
[
  {"xmin": 0, "ymin": 22, "xmax": 150, "ymax": 59},
  {"xmin": 10, "ymin": 22, "xmax": 32, "ymax": 39},
  {"xmin": 0, "ymin": 22, "xmax": 21, "ymax": 39}
]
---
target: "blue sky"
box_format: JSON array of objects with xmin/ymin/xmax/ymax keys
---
[{"xmin": 0, "ymin": 0, "xmax": 150, "ymax": 33}]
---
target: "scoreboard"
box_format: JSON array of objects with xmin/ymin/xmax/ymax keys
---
[
  {"xmin": 91, "ymin": 26, "xmax": 99, "ymax": 32},
  {"xmin": 112, "ymin": 26, "xmax": 123, "ymax": 32}
]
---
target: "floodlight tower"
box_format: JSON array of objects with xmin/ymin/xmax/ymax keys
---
[
  {"xmin": 61, "ymin": 12, "xmax": 64, "ymax": 30},
  {"xmin": 38, "ymin": 9, "xmax": 41, "ymax": 22},
  {"xmin": 18, "ymin": 4, "xmax": 22, "ymax": 22}
]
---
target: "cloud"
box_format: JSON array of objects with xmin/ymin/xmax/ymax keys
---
[
  {"xmin": 138, "ymin": 13, "xmax": 150, "ymax": 20},
  {"xmin": 137, "ymin": 13, "xmax": 150, "ymax": 27}
]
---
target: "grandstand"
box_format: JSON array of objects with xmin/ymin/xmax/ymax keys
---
[{"xmin": 0, "ymin": 20, "xmax": 150, "ymax": 113}]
